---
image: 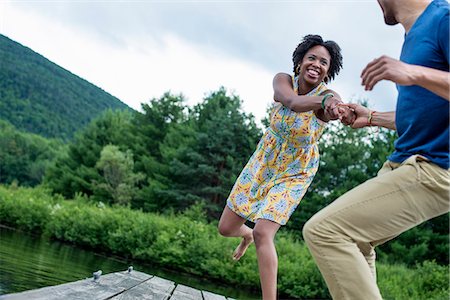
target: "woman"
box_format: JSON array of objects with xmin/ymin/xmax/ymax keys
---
[{"xmin": 218, "ymin": 34, "xmax": 353, "ymax": 299}]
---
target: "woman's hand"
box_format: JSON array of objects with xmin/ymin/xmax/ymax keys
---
[
  {"xmin": 340, "ymin": 103, "xmax": 371, "ymax": 128},
  {"xmin": 323, "ymin": 96, "xmax": 343, "ymax": 120}
]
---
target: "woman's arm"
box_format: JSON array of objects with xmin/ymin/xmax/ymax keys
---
[
  {"xmin": 273, "ymin": 72, "xmax": 342, "ymax": 114},
  {"xmin": 314, "ymin": 90, "xmax": 341, "ymax": 122}
]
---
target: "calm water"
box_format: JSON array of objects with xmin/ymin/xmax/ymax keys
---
[{"xmin": 0, "ymin": 226, "xmax": 259, "ymax": 299}]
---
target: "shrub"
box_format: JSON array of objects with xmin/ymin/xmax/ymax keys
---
[{"xmin": 0, "ymin": 185, "xmax": 448, "ymax": 299}]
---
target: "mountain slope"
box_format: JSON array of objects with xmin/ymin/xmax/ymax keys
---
[{"xmin": 0, "ymin": 34, "xmax": 131, "ymax": 140}]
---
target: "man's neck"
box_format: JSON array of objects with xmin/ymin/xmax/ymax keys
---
[{"xmin": 397, "ymin": 0, "xmax": 432, "ymax": 33}]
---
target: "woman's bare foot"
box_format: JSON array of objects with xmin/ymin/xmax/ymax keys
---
[{"xmin": 232, "ymin": 234, "xmax": 254, "ymax": 261}]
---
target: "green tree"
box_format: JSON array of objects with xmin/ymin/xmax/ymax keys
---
[
  {"xmin": 131, "ymin": 93, "xmax": 188, "ymax": 211},
  {"xmin": 93, "ymin": 144, "xmax": 144, "ymax": 205},
  {"xmin": 133, "ymin": 92, "xmax": 187, "ymax": 159},
  {"xmin": 150, "ymin": 88, "xmax": 262, "ymax": 215},
  {"xmin": 0, "ymin": 120, "xmax": 63, "ymax": 186},
  {"xmin": 44, "ymin": 110, "xmax": 137, "ymax": 199}
]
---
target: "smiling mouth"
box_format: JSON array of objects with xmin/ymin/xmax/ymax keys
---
[{"xmin": 306, "ymin": 68, "xmax": 320, "ymax": 78}]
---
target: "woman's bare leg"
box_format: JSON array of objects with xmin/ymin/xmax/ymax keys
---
[
  {"xmin": 218, "ymin": 206, "xmax": 254, "ymax": 260},
  {"xmin": 253, "ymin": 219, "xmax": 281, "ymax": 300}
]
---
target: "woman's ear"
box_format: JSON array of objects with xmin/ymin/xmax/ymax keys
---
[
  {"xmin": 323, "ymin": 75, "xmax": 330, "ymax": 84},
  {"xmin": 295, "ymin": 64, "xmax": 301, "ymax": 75}
]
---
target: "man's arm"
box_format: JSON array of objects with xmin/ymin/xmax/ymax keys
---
[
  {"xmin": 345, "ymin": 103, "xmax": 396, "ymax": 130},
  {"xmin": 371, "ymin": 111, "xmax": 396, "ymax": 130},
  {"xmin": 361, "ymin": 55, "xmax": 450, "ymax": 101},
  {"xmin": 409, "ymin": 65, "xmax": 450, "ymax": 100}
]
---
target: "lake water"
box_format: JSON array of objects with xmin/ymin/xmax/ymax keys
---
[{"xmin": 0, "ymin": 226, "xmax": 259, "ymax": 299}]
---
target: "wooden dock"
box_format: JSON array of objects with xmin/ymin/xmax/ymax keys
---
[{"xmin": 0, "ymin": 269, "xmax": 235, "ymax": 300}]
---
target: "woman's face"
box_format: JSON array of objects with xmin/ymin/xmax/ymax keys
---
[{"xmin": 298, "ymin": 45, "xmax": 331, "ymax": 89}]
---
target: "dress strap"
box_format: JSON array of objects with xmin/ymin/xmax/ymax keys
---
[{"xmin": 293, "ymin": 74, "xmax": 327, "ymax": 96}]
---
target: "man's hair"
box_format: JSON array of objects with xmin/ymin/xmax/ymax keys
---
[{"xmin": 292, "ymin": 34, "xmax": 343, "ymax": 82}]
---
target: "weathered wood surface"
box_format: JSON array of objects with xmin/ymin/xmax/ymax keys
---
[
  {"xmin": 0, "ymin": 270, "xmax": 235, "ymax": 300},
  {"xmin": 202, "ymin": 290, "xmax": 227, "ymax": 300},
  {"xmin": 110, "ymin": 276, "xmax": 176, "ymax": 300},
  {"xmin": 171, "ymin": 284, "xmax": 203, "ymax": 300}
]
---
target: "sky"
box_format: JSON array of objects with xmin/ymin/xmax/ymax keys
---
[{"xmin": 0, "ymin": 0, "xmax": 404, "ymax": 123}]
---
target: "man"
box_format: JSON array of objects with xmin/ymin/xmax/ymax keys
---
[{"xmin": 302, "ymin": 0, "xmax": 449, "ymax": 299}]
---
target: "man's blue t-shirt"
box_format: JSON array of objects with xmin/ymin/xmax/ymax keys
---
[{"xmin": 388, "ymin": 0, "xmax": 449, "ymax": 169}]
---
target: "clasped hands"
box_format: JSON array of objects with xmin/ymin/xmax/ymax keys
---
[
  {"xmin": 321, "ymin": 55, "xmax": 413, "ymax": 128},
  {"xmin": 323, "ymin": 96, "xmax": 370, "ymax": 128}
]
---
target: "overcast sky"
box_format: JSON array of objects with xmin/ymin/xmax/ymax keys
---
[{"xmin": 1, "ymin": 0, "xmax": 404, "ymax": 123}]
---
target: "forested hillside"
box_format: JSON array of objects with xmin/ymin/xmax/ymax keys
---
[
  {"xmin": 0, "ymin": 119, "xmax": 64, "ymax": 186},
  {"xmin": 0, "ymin": 34, "xmax": 129, "ymax": 140}
]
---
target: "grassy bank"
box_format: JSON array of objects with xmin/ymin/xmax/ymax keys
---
[{"xmin": 0, "ymin": 185, "xmax": 448, "ymax": 299}]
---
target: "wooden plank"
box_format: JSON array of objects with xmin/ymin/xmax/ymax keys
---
[
  {"xmin": 109, "ymin": 282, "xmax": 171, "ymax": 300},
  {"xmin": 122, "ymin": 270, "xmax": 152, "ymax": 282},
  {"xmin": 202, "ymin": 290, "xmax": 227, "ymax": 300},
  {"xmin": 0, "ymin": 273, "xmax": 122, "ymax": 300},
  {"xmin": 170, "ymin": 284, "xmax": 202, "ymax": 300},
  {"xmin": 202, "ymin": 291, "xmax": 227, "ymax": 300},
  {"xmin": 110, "ymin": 275, "xmax": 176, "ymax": 300},
  {"xmin": 0, "ymin": 270, "xmax": 233, "ymax": 300},
  {"xmin": 0, "ymin": 271, "xmax": 151, "ymax": 300},
  {"xmin": 146, "ymin": 276, "xmax": 176, "ymax": 295}
]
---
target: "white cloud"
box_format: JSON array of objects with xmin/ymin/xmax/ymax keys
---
[
  {"xmin": 1, "ymin": 2, "xmax": 273, "ymax": 122},
  {"xmin": 1, "ymin": 1, "xmax": 404, "ymax": 124}
]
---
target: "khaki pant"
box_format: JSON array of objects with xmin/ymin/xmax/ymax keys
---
[{"xmin": 303, "ymin": 155, "xmax": 450, "ymax": 299}]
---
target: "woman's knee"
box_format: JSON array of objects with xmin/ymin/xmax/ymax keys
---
[
  {"xmin": 217, "ymin": 225, "xmax": 226, "ymax": 236},
  {"xmin": 218, "ymin": 222, "xmax": 231, "ymax": 237},
  {"xmin": 252, "ymin": 225, "xmax": 275, "ymax": 245},
  {"xmin": 252, "ymin": 227, "xmax": 265, "ymax": 244}
]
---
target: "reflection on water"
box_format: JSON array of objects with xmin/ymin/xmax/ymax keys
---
[{"xmin": 0, "ymin": 226, "xmax": 259, "ymax": 299}]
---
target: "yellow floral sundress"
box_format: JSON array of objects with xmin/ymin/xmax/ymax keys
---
[{"xmin": 227, "ymin": 75, "xmax": 327, "ymax": 225}]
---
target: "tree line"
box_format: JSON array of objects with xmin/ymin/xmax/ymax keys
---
[{"xmin": 0, "ymin": 88, "xmax": 447, "ymax": 267}]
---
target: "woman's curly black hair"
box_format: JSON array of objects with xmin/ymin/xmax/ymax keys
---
[{"xmin": 292, "ymin": 34, "xmax": 343, "ymax": 82}]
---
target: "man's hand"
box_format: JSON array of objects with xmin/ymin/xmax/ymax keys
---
[
  {"xmin": 341, "ymin": 103, "xmax": 371, "ymax": 128},
  {"xmin": 337, "ymin": 105, "xmax": 356, "ymax": 126},
  {"xmin": 361, "ymin": 55, "xmax": 415, "ymax": 90}
]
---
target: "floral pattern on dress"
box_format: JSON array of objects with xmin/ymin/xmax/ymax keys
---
[{"xmin": 227, "ymin": 75, "xmax": 327, "ymax": 225}]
